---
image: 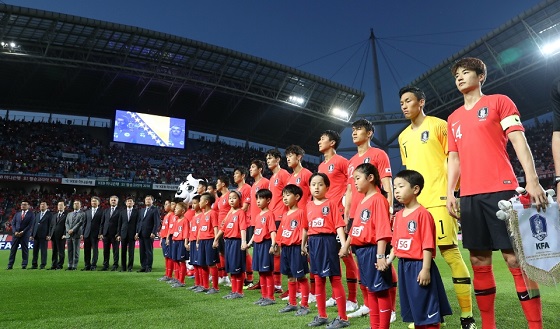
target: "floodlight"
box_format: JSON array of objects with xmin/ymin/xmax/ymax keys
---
[
  {"xmin": 332, "ymin": 107, "xmax": 349, "ymax": 121},
  {"xmin": 541, "ymin": 38, "xmax": 560, "ymax": 56},
  {"xmin": 287, "ymin": 95, "xmax": 305, "ymax": 106}
]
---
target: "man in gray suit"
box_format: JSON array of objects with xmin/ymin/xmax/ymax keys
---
[
  {"xmin": 30, "ymin": 201, "xmax": 53, "ymax": 269},
  {"xmin": 66, "ymin": 200, "xmax": 84, "ymax": 271}
]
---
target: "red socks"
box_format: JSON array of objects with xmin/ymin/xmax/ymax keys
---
[
  {"xmin": 246, "ymin": 253, "xmax": 253, "ymax": 282},
  {"xmin": 210, "ymin": 266, "xmax": 219, "ymax": 290},
  {"xmin": 165, "ymin": 258, "xmax": 172, "ymax": 278},
  {"xmin": 509, "ymin": 267, "xmax": 542, "ymax": 329},
  {"xmin": 367, "ymin": 289, "xmax": 391, "ymax": 329},
  {"xmin": 201, "ymin": 266, "xmax": 210, "ymax": 289},
  {"xmin": 288, "ymin": 281, "xmax": 297, "ymax": 306},
  {"xmin": 473, "ymin": 265, "xmax": 496, "ymax": 329},
  {"xmin": 298, "ymin": 277, "xmax": 310, "ymax": 308},
  {"xmin": 273, "ymin": 255, "xmax": 282, "ymax": 288},
  {"xmin": 178, "ymin": 262, "xmax": 186, "ymax": 284},
  {"xmin": 316, "ymin": 276, "xmax": 327, "ymax": 318},
  {"xmin": 330, "ymin": 276, "xmax": 348, "ymax": 321}
]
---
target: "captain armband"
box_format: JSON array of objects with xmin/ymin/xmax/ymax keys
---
[{"xmin": 500, "ymin": 115, "xmax": 522, "ymax": 130}]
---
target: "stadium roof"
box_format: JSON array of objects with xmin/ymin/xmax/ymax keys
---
[
  {"xmin": 0, "ymin": 4, "xmax": 364, "ymax": 155},
  {"xmin": 357, "ymin": 0, "xmax": 560, "ymax": 147}
]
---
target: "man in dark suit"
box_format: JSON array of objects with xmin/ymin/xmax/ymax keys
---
[
  {"xmin": 7, "ymin": 201, "xmax": 34, "ymax": 269},
  {"xmin": 136, "ymin": 195, "xmax": 160, "ymax": 272},
  {"xmin": 82, "ymin": 196, "xmax": 102, "ymax": 271},
  {"xmin": 66, "ymin": 200, "xmax": 84, "ymax": 271},
  {"xmin": 119, "ymin": 196, "xmax": 139, "ymax": 272},
  {"xmin": 30, "ymin": 201, "xmax": 53, "ymax": 269},
  {"xmin": 100, "ymin": 195, "xmax": 122, "ymax": 271},
  {"xmin": 49, "ymin": 201, "xmax": 67, "ymax": 270}
]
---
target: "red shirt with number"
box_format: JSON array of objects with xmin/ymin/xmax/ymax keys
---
[
  {"xmin": 287, "ymin": 168, "xmax": 312, "ymax": 209},
  {"xmin": 171, "ymin": 215, "xmax": 187, "ymax": 241},
  {"xmin": 277, "ymin": 208, "xmax": 306, "ymax": 246},
  {"xmin": 447, "ymin": 94, "xmax": 523, "ymax": 196},
  {"xmin": 188, "ymin": 212, "xmax": 202, "ymax": 241},
  {"xmin": 347, "ymin": 147, "xmax": 392, "ymax": 219},
  {"xmin": 197, "ymin": 209, "xmax": 218, "ymax": 240},
  {"xmin": 269, "ymin": 168, "xmax": 290, "ymax": 220},
  {"xmin": 237, "ymin": 183, "xmax": 252, "ymax": 226},
  {"xmin": 216, "ymin": 193, "xmax": 231, "ymax": 222},
  {"xmin": 391, "ymin": 206, "xmax": 436, "ymax": 260},
  {"xmin": 182, "ymin": 209, "xmax": 195, "ymax": 239},
  {"xmin": 350, "ymin": 193, "xmax": 392, "ymax": 246},
  {"xmin": 250, "ymin": 177, "xmax": 270, "ymax": 226},
  {"xmin": 252, "ymin": 210, "xmax": 276, "ymax": 243},
  {"xmin": 303, "ymin": 199, "xmax": 345, "ymax": 235},
  {"xmin": 221, "ymin": 209, "xmax": 247, "ymax": 239},
  {"xmin": 159, "ymin": 211, "xmax": 174, "ymax": 239}
]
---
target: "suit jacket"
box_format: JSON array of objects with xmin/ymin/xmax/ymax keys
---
[
  {"xmin": 50, "ymin": 211, "xmax": 67, "ymax": 238},
  {"xmin": 136, "ymin": 206, "xmax": 160, "ymax": 238},
  {"xmin": 120, "ymin": 207, "xmax": 139, "ymax": 240},
  {"xmin": 100, "ymin": 207, "xmax": 122, "ymax": 237},
  {"xmin": 33, "ymin": 211, "xmax": 53, "ymax": 239},
  {"xmin": 83, "ymin": 207, "xmax": 102, "ymax": 238},
  {"xmin": 65, "ymin": 211, "xmax": 84, "ymax": 239},
  {"xmin": 12, "ymin": 210, "xmax": 34, "ymax": 237}
]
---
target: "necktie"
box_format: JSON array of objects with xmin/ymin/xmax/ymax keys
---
[
  {"xmin": 40, "ymin": 212, "xmax": 44, "ymax": 220},
  {"xmin": 110, "ymin": 207, "xmax": 114, "ymax": 217},
  {"xmin": 128, "ymin": 209, "xmax": 131, "ymax": 222},
  {"xmin": 21, "ymin": 211, "xmax": 24, "ymax": 219},
  {"xmin": 144, "ymin": 207, "xmax": 148, "ymax": 218},
  {"xmin": 93, "ymin": 208, "xmax": 96, "ymax": 217}
]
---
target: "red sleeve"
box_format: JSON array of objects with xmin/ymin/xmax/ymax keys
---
[
  {"xmin": 267, "ymin": 212, "xmax": 277, "ymax": 233},
  {"xmin": 303, "ymin": 203, "xmax": 310, "ymax": 230},
  {"xmin": 374, "ymin": 149, "xmax": 392, "ymax": 178},
  {"xmin": 332, "ymin": 200, "xmax": 346, "ymax": 229},
  {"xmin": 447, "ymin": 117, "xmax": 458, "ymax": 153},
  {"xmin": 239, "ymin": 211, "xmax": 248, "ymax": 231},
  {"xmin": 210, "ymin": 210, "xmax": 218, "ymax": 229},
  {"xmin": 498, "ymin": 95, "xmax": 525, "ymax": 135},
  {"xmin": 419, "ymin": 208, "xmax": 436, "ymax": 254},
  {"xmin": 371, "ymin": 196, "xmax": 392, "ymax": 242}
]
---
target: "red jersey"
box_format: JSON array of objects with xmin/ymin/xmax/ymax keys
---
[
  {"xmin": 171, "ymin": 216, "xmax": 187, "ymax": 241},
  {"xmin": 287, "ymin": 167, "xmax": 312, "ymax": 209},
  {"xmin": 391, "ymin": 206, "xmax": 436, "ymax": 260},
  {"xmin": 350, "ymin": 193, "xmax": 392, "ymax": 246},
  {"xmin": 304, "ymin": 199, "xmax": 345, "ymax": 235},
  {"xmin": 277, "ymin": 208, "xmax": 306, "ymax": 246},
  {"xmin": 216, "ymin": 193, "xmax": 231, "ymax": 222},
  {"xmin": 252, "ymin": 209, "xmax": 276, "ymax": 243},
  {"xmin": 269, "ymin": 168, "xmax": 290, "ymax": 220},
  {"xmin": 167, "ymin": 214, "xmax": 178, "ymax": 239},
  {"xmin": 237, "ymin": 183, "xmax": 252, "ymax": 225},
  {"xmin": 159, "ymin": 211, "xmax": 174, "ymax": 238},
  {"xmin": 448, "ymin": 94, "xmax": 523, "ymax": 196},
  {"xmin": 318, "ymin": 154, "xmax": 349, "ymax": 205},
  {"xmin": 250, "ymin": 177, "xmax": 270, "ymax": 226},
  {"xmin": 188, "ymin": 212, "xmax": 202, "ymax": 241},
  {"xmin": 347, "ymin": 147, "xmax": 392, "ymax": 219},
  {"xmin": 197, "ymin": 209, "xmax": 219, "ymax": 240},
  {"xmin": 221, "ymin": 209, "xmax": 247, "ymax": 239},
  {"xmin": 183, "ymin": 209, "xmax": 195, "ymax": 239}
]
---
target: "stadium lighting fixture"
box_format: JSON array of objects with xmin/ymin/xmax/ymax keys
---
[
  {"xmin": 331, "ymin": 107, "xmax": 350, "ymax": 121},
  {"xmin": 541, "ymin": 38, "xmax": 560, "ymax": 56},
  {"xmin": 287, "ymin": 95, "xmax": 305, "ymax": 106}
]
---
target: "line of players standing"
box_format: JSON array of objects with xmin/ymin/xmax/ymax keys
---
[{"xmin": 6, "ymin": 195, "xmax": 160, "ymax": 273}]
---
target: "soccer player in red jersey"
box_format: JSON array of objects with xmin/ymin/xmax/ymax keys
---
[
  {"xmin": 302, "ymin": 173, "xmax": 349, "ymax": 329},
  {"xmin": 266, "ymin": 148, "xmax": 290, "ymax": 293},
  {"xmin": 344, "ymin": 119, "xmax": 395, "ymax": 319},
  {"xmin": 285, "ymin": 145, "xmax": 312, "ymax": 208},
  {"xmin": 215, "ymin": 175, "xmax": 231, "ymax": 285},
  {"xmin": 195, "ymin": 193, "xmax": 220, "ymax": 294},
  {"xmin": 213, "ymin": 190, "xmax": 248, "ymax": 299},
  {"xmin": 249, "ymin": 159, "xmax": 270, "ymax": 291},
  {"xmin": 390, "ymin": 170, "xmax": 452, "ymax": 329},
  {"xmin": 552, "ymin": 77, "xmax": 560, "ymax": 203},
  {"xmin": 340, "ymin": 163, "xmax": 393, "ymax": 329},
  {"xmin": 233, "ymin": 167, "xmax": 254, "ymax": 288},
  {"xmin": 318, "ymin": 130, "xmax": 360, "ymax": 313},
  {"xmin": 447, "ymin": 57, "xmax": 547, "ymax": 329},
  {"xmin": 158, "ymin": 200, "xmax": 175, "ymax": 282},
  {"xmin": 277, "ymin": 184, "xmax": 311, "ymax": 316},
  {"xmin": 186, "ymin": 195, "xmax": 202, "ymax": 290},
  {"xmin": 246, "ymin": 189, "xmax": 277, "ymax": 306},
  {"xmin": 168, "ymin": 202, "xmax": 188, "ymax": 288}
]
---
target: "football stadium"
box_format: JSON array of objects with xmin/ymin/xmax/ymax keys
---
[{"xmin": 1, "ymin": 1, "xmax": 560, "ymax": 328}]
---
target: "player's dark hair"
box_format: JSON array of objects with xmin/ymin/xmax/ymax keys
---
[
  {"xmin": 451, "ymin": 57, "xmax": 487, "ymax": 85},
  {"xmin": 395, "ymin": 170, "xmax": 424, "ymax": 196},
  {"xmin": 399, "ymin": 86, "xmax": 426, "ymax": 101},
  {"xmin": 145, "ymin": 195, "xmax": 154, "ymax": 201},
  {"xmin": 251, "ymin": 159, "xmax": 265, "ymax": 170},
  {"xmin": 265, "ymin": 148, "xmax": 282, "ymax": 159},
  {"xmin": 321, "ymin": 130, "xmax": 341, "ymax": 150},
  {"xmin": 355, "ymin": 163, "xmax": 388, "ymax": 198},
  {"xmin": 309, "ymin": 172, "xmax": 330, "ymax": 188},
  {"xmin": 282, "ymin": 184, "xmax": 303, "ymax": 198},
  {"xmin": 351, "ymin": 118, "xmax": 374, "ymax": 134},
  {"xmin": 125, "ymin": 196, "xmax": 134, "ymax": 202},
  {"xmin": 175, "ymin": 202, "xmax": 188, "ymax": 213},
  {"xmin": 200, "ymin": 192, "xmax": 215, "ymax": 206},
  {"xmin": 198, "ymin": 180, "xmax": 208, "ymax": 189},
  {"xmin": 217, "ymin": 175, "xmax": 229, "ymax": 188},
  {"xmin": 255, "ymin": 188, "xmax": 273, "ymax": 200},
  {"xmin": 192, "ymin": 195, "xmax": 201, "ymax": 202},
  {"xmin": 207, "ymin": 181, "xmax": 216, "ymax": 190},
  {"xmin": 285, "ymin": 145, "xmax": 305, "ymax": 157},
  {"xmin": 234, "ymin": 167, "xmax": 248, "ymax": 177},
  {"xmin": 228, "ymin": 190, "xmax": 242, "ymax": 208}
]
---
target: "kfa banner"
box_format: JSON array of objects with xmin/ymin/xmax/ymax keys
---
[
  {"xmin": 62, "ymin": 178, "xmax": 96, "ymax": 186},
  {"xmin": 152, "ymin": 183, "xmax": 179, "ymax": 191},
  {"xmin": 510, "ymin": 202, "xmax": 560, "ymax": 285}
]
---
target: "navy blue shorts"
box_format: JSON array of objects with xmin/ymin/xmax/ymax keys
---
[
  {"xmin": 252, "ymin": 239, "xmax": 274, "ymax": 272},
  {"xmin": 281, "ymin": 244, "xmax": 309, "ymax": 278},
  {"xmin": 196, "ymin": 239, "xmax": 219, "ymax": 266},
  {"xmin": 398, "ymin": 258, "xmax": 452, "ymax": 325},
  {"xmin": 161, "ymin": 238, "xmax": 170, "ymax": 258},
  {"xmin": 170, "ymin": 239, "xmax": 187, "ymax": 261},
  {"xmin": 188, "ymin": 240, "xmax": 199, "ymax": 266},
  {"xmin": 461, "ymin": 190, "xmax": 516, "ymax": 250},
  {"xmin": 354, "ymin": 245, "xmax": 392, "ymax": 292},
  {"xmin": 308, "ymin": 234, "xmax": 341, "ymax": 277},
  {"xmin": 224, "ymin": 238, "xmax": 246, "ymax": 275}
]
